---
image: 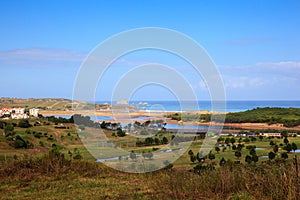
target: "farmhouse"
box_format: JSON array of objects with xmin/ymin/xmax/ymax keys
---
[
  {"xmin": 29, "ymin": 108, "xmax": 39, "ymax": 117},
  {"xmin": 260, "ymin": 132, "xmax": 281, "ymax": 137}
]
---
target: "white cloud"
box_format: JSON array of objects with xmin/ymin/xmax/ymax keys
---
[
  {"xmin": 220, "ymin": 61, "xmax": 300, "ymax": 75},
  {"xmin": 222, "ymin": 76, "xmax": 271, "ymax": 89},
  {"xmin": 0, "ymin": 48, "xmax": 87, "ymax": 67},
  {"xmin": 0, "ymin": 48, "xmax": 158, "ymax": 69},
  {"xmin": 185, "ymin": 60, "xmax": 300, "ymax": 99}
]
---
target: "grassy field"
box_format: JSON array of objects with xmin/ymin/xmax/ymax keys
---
[
  {"xmin": 0, "ymin": 97, "xmax": 93, "ymax": 111},
  {"xmin": 1, "ymin": 117, "xmax": 300, "ymax": 199},
  {"xmin": 1, "ymin": 155, "xmax": 300, "ymax": 200},
  {"xmin": 1, "ymin": 117, "xmax": 300, "ymax": 164}
]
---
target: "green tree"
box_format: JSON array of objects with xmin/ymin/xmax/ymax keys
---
[
  {"xmin": 219, "ymin": 157, "xmax": 226, "ymax": 166},
  {"xmin": 215, "ymin": 146, "xmax": 220, "ymax": 153},
  {"xmin": 273, "ymin": 144, "xmax": 279, "ymax": 154},
  {"xmin": 268, "ymin": 151, "xmax": 275, "ymax": 161},
  {"xmin": 250, "ymin": 148, "xmax": 256, "ymax": 156},
  {"xmin": 4, "ymin": 123, "xmax": 14, "ymax": 137},
  {"xmin": 154, "ymin": 138, "xmax": 160, "ymax": 145},
  {"xmin": 238, "ymin": 137, "xmax": 242, "ymax": 143},
  {"xmin": 232, "ymin": 145, "xmax": 237, "ymax": 151},
  {"xmin": 162, "ymin": 136, "xmax": 168, "ymax": 144},
  {"xmin": 283, "ymin": 137, "xmax": 289, "ymax": 145},
  {"xmin": 281, "ymin": 152, "xmax": 288, "ymax": 159},
  {"xmin": 291, "ymin": 142, "xmax": 298, "ymax": 152},
  {"xmin": 243, "ymin": 137, "xmax": 250, "ymax": 143},
  {"xmin": 237, "ymin": 144, "xmax": 244, "ymax": 151},
  {"xmin": 269, "ymin": 140, "xmax": 275, "ymax": 146},
  {"xmin": 245, "ymin": 155, "xmax": 252, "ymax": 164},
  {"xmin": 217, "ymin": 137, "xmax": 224, "ymax": 143},
  {"xmin": 284, "ymin": 143, "xmax": 292, "ymax": 153},
  {"xmin": 252, "ymin": 155, "xmax": 259, "ymax": 163},
  {"xmin": 208, "ymin": 153, "xmax": 215, "ymax": 162},
  {"xmin": 281, "ymin": 130, "xmax": 288, "ymax": 138},
  {"xmin": 234, "ymin": 151, "xmax": 242, "ymax": 160},
  {"xmin": 100, "ymin": 121, "xmax": 107, "ymax": 129},
  {"xmin": 222, "ymin": 146, "xmax": 227, "ymax": 152},
  {"xmin": 14, "ymin": 135, "xmax": 28, "ymax": 149},
  {"xmin": 196, "ymin": 152, "xmax": 205, "ymax": 163},
  {"xmin": 225, "ymin": 138, "xmax": 231, "ymax": 146},
  {"xmin": 18, "ymin": 119, "xmax": 31, "ymax": 128},
  {"xmin": 230, "ymin": 138, "xmax": 236, "ymax": 145},
  {"xmin": 190, "ymin": 154, "xmax": 196, "ymax": 163},
  {"xmin": 145, "ymin": 137, "xmax": 154, "ymax": 145},
  {"xmin": 188, "ymin": 150, "xmax": 194, "ymax": 156},
  {"xmin": 117, "ymin": 128, "xmax": 126, "ymax": 137}
]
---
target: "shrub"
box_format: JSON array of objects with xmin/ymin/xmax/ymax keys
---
[
  {"xmin": 18, "ymin": 119, "xmax": 31, "ymax": 128},
  {"xmin": 14, "ymin": 135, "xmax": 28, "ymax": 149}
]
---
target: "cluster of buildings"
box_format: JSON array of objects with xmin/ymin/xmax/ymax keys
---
[
  {"xmin": 221, "ymin": 131, "xmax": 297, "ymax": 137},
  {"xmin": 0, "ymin": 107, "xmax": 39, "ymax": 119}
]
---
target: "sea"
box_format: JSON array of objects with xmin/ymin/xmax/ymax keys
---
[
  {"xmin": 47, "ymin": 101, "xmax": 300, "ymax": 122},
  {"xmin": 96, "ymin": 100, "xmax": 300, "ymax": 113}
]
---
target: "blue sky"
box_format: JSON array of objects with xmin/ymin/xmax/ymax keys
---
[{"xmin": 0, "ymin": 0, "xmax": 300, "ymax": 100}]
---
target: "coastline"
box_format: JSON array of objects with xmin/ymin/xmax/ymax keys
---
[
  {"xmin": 39, "ymin": 110, "xmax": 300, "ymax": 131},
  {"xmin": 39, "ymin": 110, "xmax": 225, "ymax": 116}
]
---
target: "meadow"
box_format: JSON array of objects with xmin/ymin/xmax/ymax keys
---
[{"xmin": 1, "ymin": 115, "xmax": 300, "ymax": 199}]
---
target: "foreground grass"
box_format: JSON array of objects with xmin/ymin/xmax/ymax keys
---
[{"xmin": 1, "ymin": 155, "xmax": 300, "ymax": 200}]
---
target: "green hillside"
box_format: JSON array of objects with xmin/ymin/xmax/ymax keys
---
[{"xmin": 167, "ymin": 107, "xmax": 300, "ymax": 127}]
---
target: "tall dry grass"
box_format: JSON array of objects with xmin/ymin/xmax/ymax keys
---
[
  {"xmin": 148, "ymin": 160, "xmax": 300, "ymax": 199},
  {"xmin": 1, "ymin": 155, "xmax": 299, "ymax": 199}
]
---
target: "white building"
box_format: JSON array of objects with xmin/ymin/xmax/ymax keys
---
[
  {"xmin": 0, "ymin": 108, "xmax": 13, "ymax": 116},
  {"xmin": 11, "ymin": 113, "xmax": 29, "ymax": 119},
  {"xmin": 261, "ymin": 132, "xmax": 281, "ymax": 137},
  {"xmin": 29, "ymin": 108, "xmax": 39, "ymax": 117},
  {"xmin": 12, "ymin": 107, "xmax": 25, "ymax": 114}
]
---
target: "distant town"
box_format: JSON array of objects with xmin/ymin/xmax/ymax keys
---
[{"xmin": 0, "ymin": 107, "xmax": 39, "ymax": 119}]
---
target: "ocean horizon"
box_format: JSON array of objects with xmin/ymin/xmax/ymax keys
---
[{"xmin": 96, "ymin": 100, "xmax": 300, "ymax": 113}]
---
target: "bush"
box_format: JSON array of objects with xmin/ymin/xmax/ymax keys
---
[
  {"xmin": 14, "ymin": 135, "xmax": 28, "ymax": 149},
  {"xmin": 117, "ymin": 128, "xmax": 126, "ymax": 137},
  {"xmin": 4, "ymin": 124, "xmax": 14, "ymax": 136},
  {"xmin": 25, "ymin": 129, "xmax": 31, "ymax": 134},
  {"xmin": 34, "ymin": 132, "xmax": 43, "ymax": 138},
  {"xmin": 18, "ymin": 119, "xmax": 31, "ymax": 128}
]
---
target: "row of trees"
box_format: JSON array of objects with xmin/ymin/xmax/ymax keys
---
[
  {"xmin": 128, "ymin": 150, "xmax": 154, "ymax": 161},
  {"xmin": 136, "ymin": 136, "xmax": 169, "ymax": 147}
]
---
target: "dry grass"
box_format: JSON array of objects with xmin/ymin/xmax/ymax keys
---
[{"xmin": 0, "ymin": 154, "xmax": 300, "ymax": 200}]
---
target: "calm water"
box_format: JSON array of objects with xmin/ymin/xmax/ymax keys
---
[
  {"xmin": 97, "ymin": 100, "xmax": 300, "ymax": 112},
  {"xmin": 47, "ymin": 101, "xmax": 300, "ymax": 121},
  {"xmin": 164, "ymin": 124, "xmax": 210, "ymax": 130}
]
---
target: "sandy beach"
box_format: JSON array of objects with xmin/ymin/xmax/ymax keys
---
[{"xmin": 39, "ymin": 110, "xmax": 218, "ymax": 120}]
